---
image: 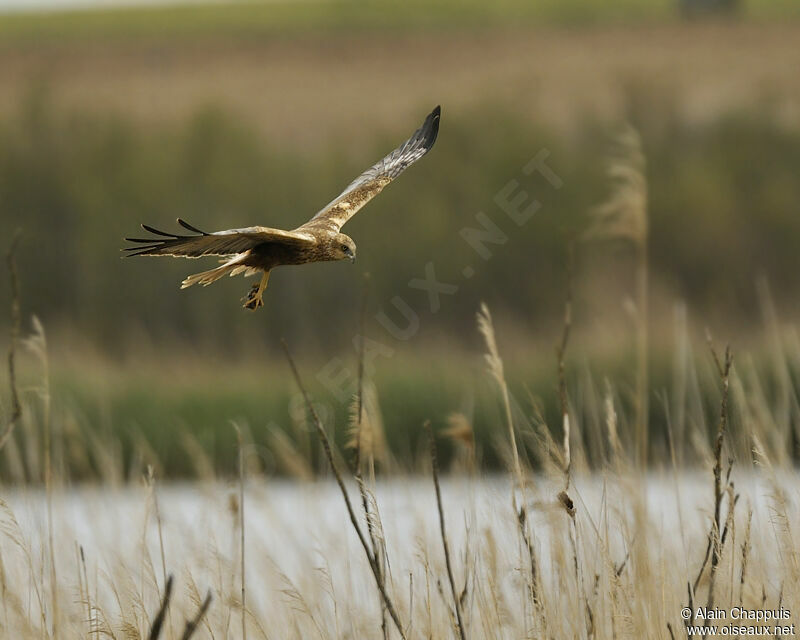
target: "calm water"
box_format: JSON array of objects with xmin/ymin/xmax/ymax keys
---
[
  {"xmin": 0, "ymin": 472, "xmax": 796, "ymax": 635},
  {"xmin": 3, "ymin": 472, "xmax": 793, "ymax": 582}
]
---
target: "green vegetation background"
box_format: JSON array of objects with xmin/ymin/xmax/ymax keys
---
[{"xmin": 3, "ymin": 92, "xmax": 798, "ymax": 349}]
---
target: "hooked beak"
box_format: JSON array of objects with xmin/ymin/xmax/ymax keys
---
[{"xmin": 349, "ymin": 254, "xmax": 356, "ymax": 264}]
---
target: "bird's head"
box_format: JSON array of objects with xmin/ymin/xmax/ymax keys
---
[{"xmin": 330, "ymin": 233, "xmax": 357, "ymax": 263}]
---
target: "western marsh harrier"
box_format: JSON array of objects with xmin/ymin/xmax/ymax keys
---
[{"xmin": 124, "ymin": 105, "xmax": 441, "ymax": 310}]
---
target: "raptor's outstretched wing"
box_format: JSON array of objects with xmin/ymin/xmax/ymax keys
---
[
  {"xmin": 299, "ymin": 105, "xmax": 440, "ymax": 235},
  {"xmin": 123, "ymin": 218, "xmax": 315, "ymax": 258}
]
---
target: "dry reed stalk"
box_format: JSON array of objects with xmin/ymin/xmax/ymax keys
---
[
  {"xmin": 234, "ymin": 424, "xmax": 247, "ymax": 640},
  {"xmin": 476, "ymin": 304, "xmax": 522, "ymax": 485},
  {"xmin": 79, "ymin": 546, "xmax": 92, "ymax": 635},
  {"xmin": 148, "ymin": 574, "xmax": 212, "ymax": 640},
  {"xmin": 73, "ymin": 544, "xmax": 85, "ymax": 637},
  {"xmin": 634, "ymin": 239, "xmax": 648, "ymax": 467},
  {"xmin": 585, "ymin": 126, "xmax": 649, "ymax": 467},
  {"xmin": 148, "ymin": 575, "xmax": 174, "ymax": 640},
  {"xmin": 521, "ymin": 259, "xmax": 577, "ymax": 629},
  {"xmin": 185, "ymin": 573, "xmax": 211, "ymax": 638},
  {"xmin": 180, "ymin": 430, "xmax": 216, "ymax": 482},
  {"xmin": 558, "ymin": 490, "xmax": 590, "ymax": 637},
  {"xmin": 546, "ymin": 266, "xmax": 583, "ymax": 633},
  {"xmin": 419, "ymin": 550, "xmax": 433, "ymax": 638},
  {"xmin": 517, "ymin": 503, "xmax": 547, "ymax": 631},
  {"xmin": 354, "ymin": 437, "xmax": 389, "ymax": 640},
  {"xmin": 406, "ymin": 572, "xmax": 414, "ymax": 638},
  {"xmin": 351, "ymin": 276, "xmax": 389, "ymax": 640},
  {"xmin": 0, "ymin": 230, "xmax": 22, "ymax": 452},
  {"xmin": 355, "ymin": 274, "xmax": 369, "ymax": 467},
  {"xmin": 146, "ymin": 465, "xmax": 173, "ymax": 639},
  {"xmin": 22, "ymin": 316, "xmax": 58, "ymax": 637},
  {"xmin": 136, "ymin": 524, "xmax": 160, "ymax": 635},
  {"xmin": 0, "ymin": 544, "xmax": 8, "ymax": 632},
  {"xmin": 692, "ymin": 343, "xmax": 734, "ymax": 626},
  {"xmin": 276, "ymin": 564, "xmax": 324, "ymax": 638},
  {"xmin": 316, "ymin": 557, "xmax": 343, "ymax": 639},
  {"xmin": 685, "ymin": 582, "xmax": 696, "ymax": 631},
  {"xmin": 267, "ymin": 426, "xmax": 314, "ymax": 481},
  {"xmin": 708, "ymin": 346, "xmax": 733, "ymax": 594},
  {"xmin": 603, "ymin": 383, "xmax": 625, "ymax": 475},
  {"xmin": 756, "ymin": 279, "xmax": 797, "ymax": 465},
  {"xmin": 180, "ymin": 592, "xmax": 213, "ymax": 640},
  {"xmin": 556, "ymin": 247, "xmax": 573, "ymax": 489},
  {"xmin": 752, "ymin": 435, "xmax": 800, "ymax": 585},
  {"xmin": 442, "ymin": 413, "xmax": 475, "ymax": 474},
  {"xmin": 664, "ymin": 390, "xmax": 694, "ymax": 610},
  {"xmin": 426, "ymin": 422, "xmax": 468, "ymax": 640},
  {"xmin": 281, "ymin": 340, "xmax": 407, "ymax": 640},
  {"xmin": 347, "ymin": 383, "xmax": 389, "ymax": 472},
  {"xmin": 739, "ymin": 508, "xmax": 752, "ymax": 606},
  {"xmin": 525, "ymin": 394, "xmax": 566, "ymax": 477},
  {"xmin": 476, "ymin": 304, "xmax": 545, "ymax": 621},
  {"xmin": 672, "ymin": 303, "xmax": 689, "ymax": 465}
]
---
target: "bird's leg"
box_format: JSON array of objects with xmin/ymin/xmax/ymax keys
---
[{"xmin": 243, "ymin": 271, "xmax": 270, "ymax": 310}]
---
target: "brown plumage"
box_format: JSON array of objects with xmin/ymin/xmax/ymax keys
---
[{"xmin": 123, "ymin": 106, "xmax": 441, "ymax": 310}]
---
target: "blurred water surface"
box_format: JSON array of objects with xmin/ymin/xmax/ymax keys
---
[{"xmin": 4, "ymin": 472, "xmax": 795, "ymax": 595}]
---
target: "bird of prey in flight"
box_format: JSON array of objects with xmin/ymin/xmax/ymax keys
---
[{"xmin": 124, "ymin": 105, "xmax": 441, "ymax": 310}]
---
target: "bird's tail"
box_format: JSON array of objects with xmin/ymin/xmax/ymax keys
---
[{"xmin": 181, "ymin": 260, "xmax": 259, "ymax": 289}]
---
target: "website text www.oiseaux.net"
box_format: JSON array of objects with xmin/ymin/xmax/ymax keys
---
[{"xmin": 682, "ymin": 607, "xmax": 794, "ymax": 637}]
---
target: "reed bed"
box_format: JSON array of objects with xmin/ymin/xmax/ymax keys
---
[
  {"xmin": 0, "ymin": 441, "xmax": 796, "ymax": 638},
  {"xmin": 1, "ymin": 289, "xmax": 799, "ymax": 638}
]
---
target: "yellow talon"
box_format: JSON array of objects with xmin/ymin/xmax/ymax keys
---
[{"xmin": 242, "ymin": 271, "xmax": 270, "ymax": 311}]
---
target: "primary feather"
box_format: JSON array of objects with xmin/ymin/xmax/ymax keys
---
[{"xmin": 123, "ymin": 223, "xmax": 315, "ymax": 258}]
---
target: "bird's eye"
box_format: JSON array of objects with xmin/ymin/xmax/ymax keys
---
[{"xmin": 341, "ymin": 245, "xmax": 349, "ymax": 252}]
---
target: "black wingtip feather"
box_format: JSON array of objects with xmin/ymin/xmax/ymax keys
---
[
  {"xmin": 124, "ymin": 220, "xmax": 208, "ymax": 256},
  {"xmin": 141, "ymin": 224, "xmax": 179, "ymax": 238},
  {"xmin": 122, "ymin": 244, "xmax": 158, "ymax": 251},
  {"xmin": 421, "ymin": 105, "xmax": 441, "ymax": 151},
  {"xmin": 177, "ymin": 218, "xmax": 209, "ymax": 235}
]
